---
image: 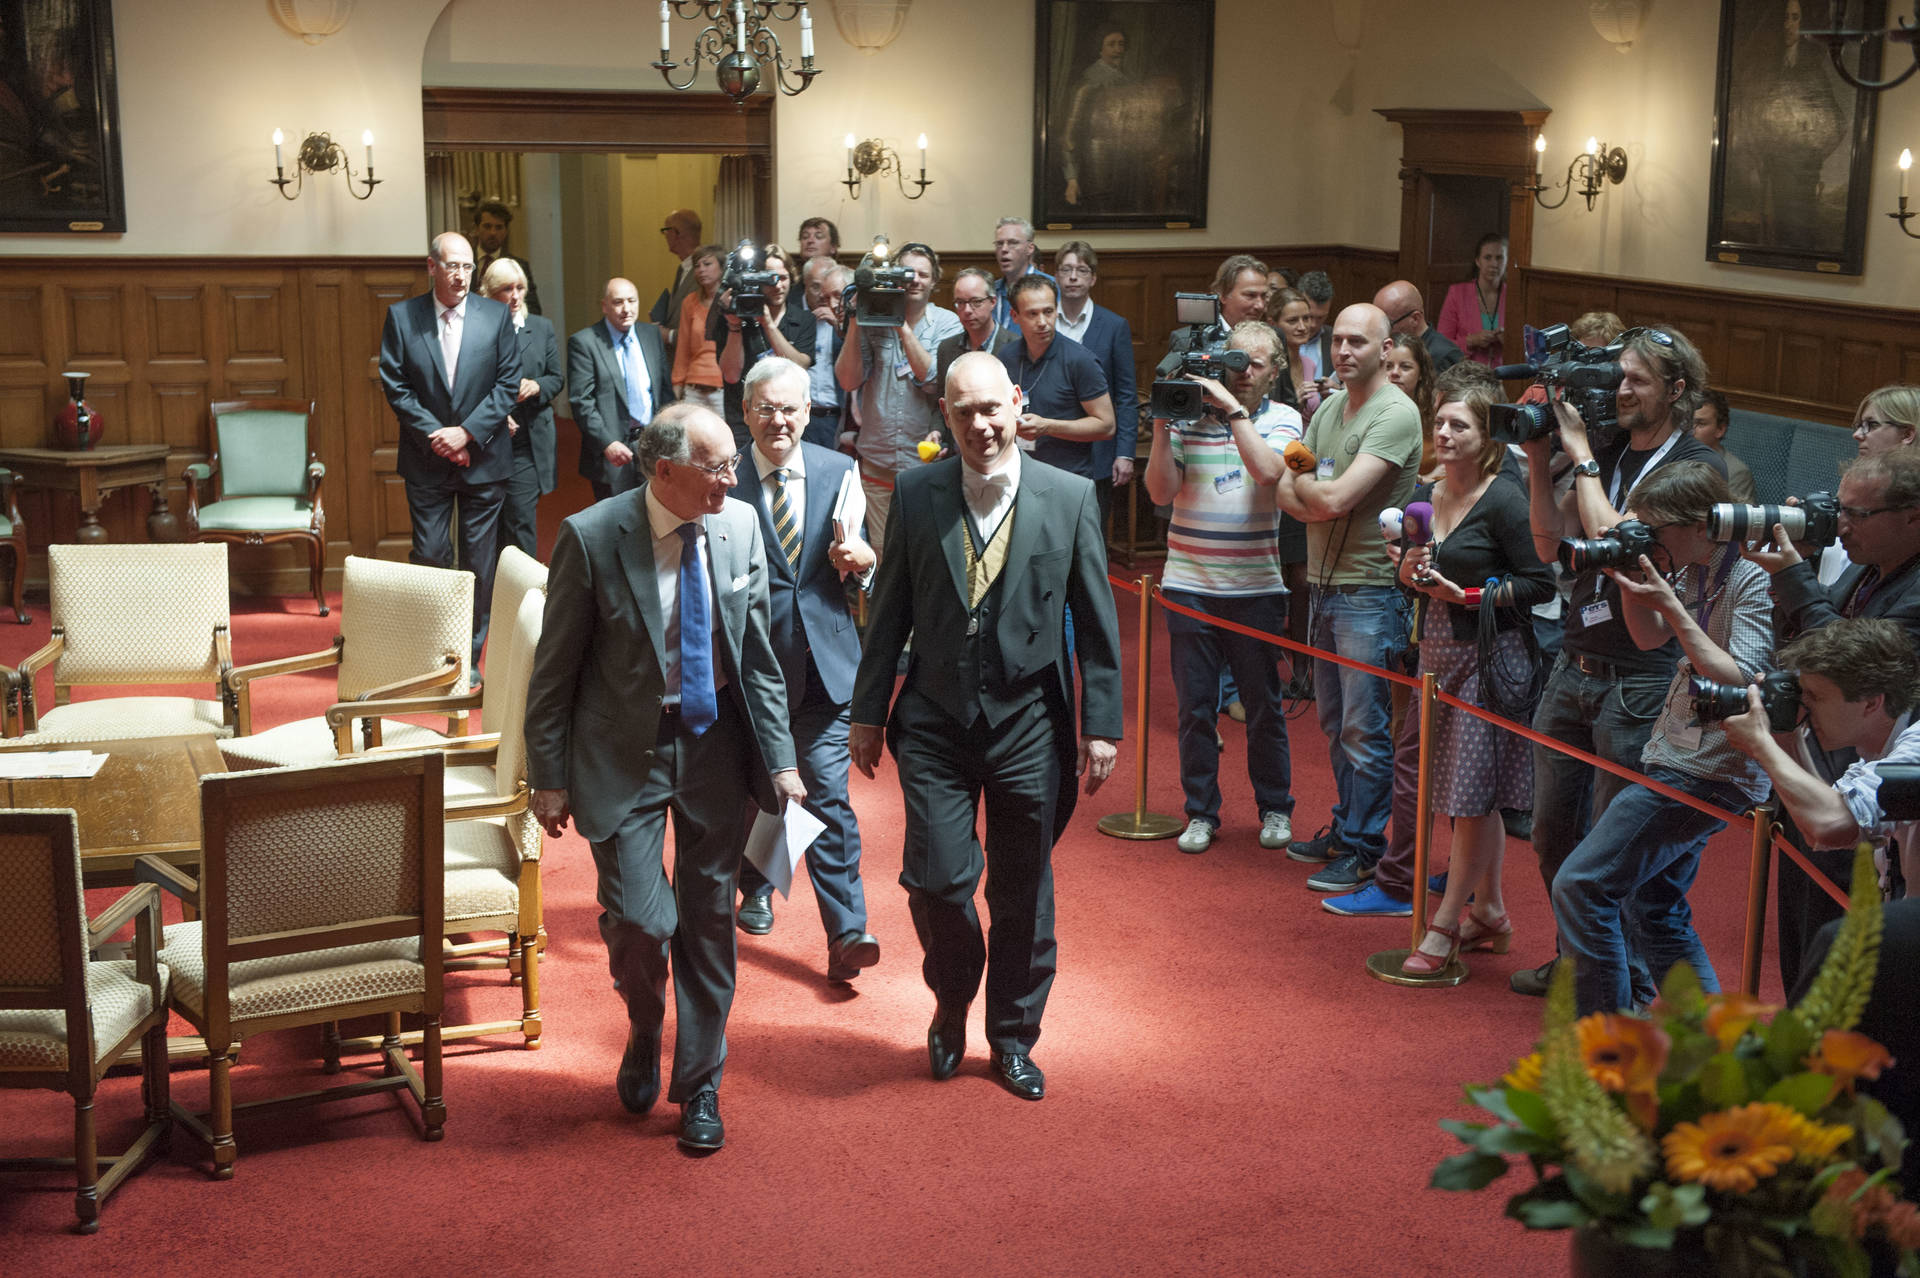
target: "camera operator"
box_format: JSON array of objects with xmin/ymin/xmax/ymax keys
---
[
  {"xmin": 1552, "ymin": 460, "xmax": 1775, "ymax": 1015},
  {"xmin": 713, "ymin": 243, "xmax": 815, "ymax": 450},
  {"xmin": 1143, "ymin": 320, "xmax": 1301, "ymax": 857},
  {"xmin": 1157, "ymin": 255, "xmax": 1294, "ymax": 406},
  {"xmin": 1512, "ymin": 324, "xmax": 1726, "ymax": 998},
  {"xmin": 1724, "ymin": 617, "xmax": 1920, "ymax": 901},
  {"xmin": 833, "ymin": 242, "xmax": 961, "ymax": 561}
]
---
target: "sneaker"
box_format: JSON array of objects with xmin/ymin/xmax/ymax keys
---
[
  {"xmin": 1258, "ymin": 812, "xmax": 1292, "ymax": 849},
  {"xmin": 1321, "ymin": 882, "xmax": 1414, "ymax": 917},
  {"xmin": 1510, "ymin": 957, "xmax": 1557, "ymax": 997},
  {"xmin": 1286, "ymin": 825, "xmax": 1343, "ymax": 864},
  {"xmin": 1176, "ymin": 818, "xmax": 1215, "ymax": 854},
  {"xmin": 1306, "ymin": 851, "xmax": 1375, "ymax": 892},
  {"xmin": 1428, "ymin": 870, "xmax": 1448, "ymax": 895}
]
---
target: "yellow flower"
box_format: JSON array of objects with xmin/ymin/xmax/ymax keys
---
[
  {"xmin": 1663, "ymin": 1104, "xmax": 1799, "ymax": 1193},
  {"xmin": 1703, "ymin": 993, "xmax": 1778, "ymax": 1052},
  {"xmin": 1577, "ymin": 1014, "xmax": 1669, "ymax": 1128},
  {"xmin": 1806, "ymin": 1029, "xmax": 1895, "ymax": 1098},
  {"xmin": 1504, "ymin": 1053, "xmax": 1542, "ymax": 1093},
  {"xmin": 1779, "ymin": 1109, "xmax": 1853, "ymax": 1162}
]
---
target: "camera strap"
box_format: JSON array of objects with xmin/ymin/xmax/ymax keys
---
[
  {"xmin": 1686, "ymin": 548, "xmax": 1738, "ymax": 630},
  {"xmin": 1606, "ymin": 430, "xmax": 1680, "ymax": 509}
]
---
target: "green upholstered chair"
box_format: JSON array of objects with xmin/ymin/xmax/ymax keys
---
[
  {"xmin": 184, "ymin": 399, "xmax": 327, "ymax": 616},
  {"xmin": 0, "ymin": 468, "xmax": 25, "ymax": 625}
]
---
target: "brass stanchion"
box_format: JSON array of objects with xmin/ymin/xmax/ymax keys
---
[
  {"xmin": 1098, "ymin": 576, "xmax": 1183, "ymax": 840},
  {"xmin": 1368, "ymin": 670, "xmax": 1466, "ymax": 986},
  {"xmin": 1740, "ymin": 805, "xmax": 1775, "ymax": 997}
]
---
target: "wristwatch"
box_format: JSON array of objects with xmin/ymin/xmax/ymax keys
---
[
  {"xmin": 1571, "ymin": 458, "xmax": 1601, "ymax": 479},
  {"xmin": 1227, "ymin": 407, "xmax": 1250, "ymax": 421}
]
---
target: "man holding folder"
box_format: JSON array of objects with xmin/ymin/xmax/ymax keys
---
[{"xmin": 733, "ymin": 357, "xmax": 881, "ymax": 982}]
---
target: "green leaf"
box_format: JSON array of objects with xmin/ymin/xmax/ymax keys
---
[
  {"xmin": 1505, "ymin": 1086, "xmax": 1557, "ymax": 1140},
  {"xmin": 1467, "ymin": 1083, "xmax": 1520, "ymax": 1124},
  {"xmin": 1701, "ymin": 1051, "xmax": 1751, "ymax": 1109},
  {"xmin": 1642, "ymin": 1181, "xmax": 1712, "ymax": 1230},
  {"xmin": 1763, "ymin": 1071, "xmax": 1837, "ymax": 1118},
  {"xmin": 1839, "ymin": 1094, "xmax": 1904, "ymax": 1171},
  {"xmin": 1506, "ymin": 1192, "xmax": 1592, "ymax": 1230},
  {"xmin": 1659, "ymin": 961, "xmax": 1707, "ymax": 1021},
  {"xmin": 1431, "ymin": 1149, "xmax": 1510, "ymax": 1191},
  {"xmin": 1615, "ymin": 1221, "xmax": 1679, "ymax": 1249},
  {"xmin": 1565, "ymin": 1163, "xmax": 1635, "ymax": 1218},
  {"xmin": 1764, "ymin": 1008, "xmax": 1815, "ymax": 1076},
  {"xmin": 1663, "ymin": 1026, "xmax": 1721, "ymax": 1087}
]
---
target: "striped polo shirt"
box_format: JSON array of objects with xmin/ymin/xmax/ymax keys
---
[{"xmin": 1162, "ymin": 397, "xmax": 1302, "ymax": 597}]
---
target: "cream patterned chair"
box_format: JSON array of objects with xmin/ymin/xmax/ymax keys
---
[
  {"xmin": 9, "ymin": 543, "xmax": 234, "ymax": 742},
  {"xmin": 0, "ymin": 810, "xmax": 171, "ymax": 1233},
  {"xmin": 137, "ymin": 753, "xmax": 446, "ymax": 1179},
  {"xmin": 184, "ymin": 398, "xmax": 328, "ymax": 616},
  {"xmin": 220, "ymin": 555, "xmax": 471, "ymax": 769}
]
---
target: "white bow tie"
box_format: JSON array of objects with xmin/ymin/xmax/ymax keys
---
[{"xmin": 964, "ymin": 469, "xmax": 1013, "ymax": 496}]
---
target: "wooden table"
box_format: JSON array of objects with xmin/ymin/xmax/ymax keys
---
[
  {"xmin": 0, "ymin": 734, "xmax": 225, "ymax": 886},
  {"xmin": 0, "ymin": 444, "xmax": 180, "ymax": 543}
]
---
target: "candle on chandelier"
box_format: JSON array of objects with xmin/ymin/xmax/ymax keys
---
[
  {"xmin": 1902, "ymin": 148, "xmax": 1913, "ymax": 201},
  {"xmin": 845, "ymin": 133, "xmax": 855, "ymax": 173},
  {"xmin": 1585, "ymin": 136, "xmax": 1599, "ymax": 156},
  {"xmin": 1533, "ymin": 134, "xmax": 1545, "ymax": 184},
  {"xmin": 659, "ymin": 1, "xmax": 670, "ymax": 55},
  {"xmin": 917, "ymin": 133, "xmax": 927, "ymax": 173},
  {"xmin": 272, "ymin": 128, "xmax": 284, "ymax": 170},
  {"xmin": 362, "ymin": 130, "xmax": 374, "ymax": 171},
  {"xmin": 800, "ymin": 5, "xmax": 813, "ymax": 60}
]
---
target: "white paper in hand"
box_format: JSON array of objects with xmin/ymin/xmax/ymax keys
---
[{"xmin": 741, "ymin": 801, "xmax": 827, "ymax": 898}]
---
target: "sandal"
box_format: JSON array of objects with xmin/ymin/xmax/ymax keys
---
[
  {"xmin": 1459, "ymin": 909, "xmax": 1514, "ymax": 954},
  {"xmin": 1401, "ymin": 920, "xmax": 1462, "ymax": 976}
]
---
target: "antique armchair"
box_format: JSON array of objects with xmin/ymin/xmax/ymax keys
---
[
  {"xmin": 138, "ymin": 753, "xmax": 446, "ymax": 1179},
  {"xmin": 220, "ymin": 555, "xmax": 470, "ymax": 769},
  {"xmin": 186, "ymin": 398, "xmax": 328, "ymax": 615},
  {"xmin": 0, "ymin": 809, "xmax": 171, "ymax": 1232},
  {"xmin": 9, "ymin": 542, "xmax": 234, "ymax": 741}
]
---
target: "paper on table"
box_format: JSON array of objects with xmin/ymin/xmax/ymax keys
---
[
  {"xmin": 0, "ymin": 750, "xmax": 109, "ymax": 779},
  {"xmin": 741, "ymin": 800, "xmax": 827, "ymax": 898}
]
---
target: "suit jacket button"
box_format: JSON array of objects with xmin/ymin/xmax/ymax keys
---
[{"xmin": 644, "ymin": 748, "xmax": 656, "ymax": 759}]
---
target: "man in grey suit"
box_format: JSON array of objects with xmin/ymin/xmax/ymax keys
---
[
  {"xmin": 526, "ymin": 402, "xmax": 803, "ymax": 1153},
  {"xmin": 651, "ymin": 207, "xmax": 703, "ymax": 350},
  {"xmin": 378, "ymin": 231, "xmax": 520, "ymax": 673},
  {"xmin": 850, "ymin": 352, "xmax": 1124, "ymax": 1103},
  {"xmin": 568, "ymin": 278, "xmax": 674, "ymax": 503},
  {"xmin": 731, "ymin": 358, "xmax": 880, "ymax": 982}
]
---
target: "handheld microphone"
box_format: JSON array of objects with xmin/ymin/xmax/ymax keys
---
[
  {"xmin": 1378, "ymin": 506, "xmax": 1405, "ymax": 540},
  {"xmin": 1283, "ymin": 440, "xmax": 1317, "ymax": 474},
  {"xmin": 1402, "ymin": 501, "xmax": 1435, "ymax": 546}
]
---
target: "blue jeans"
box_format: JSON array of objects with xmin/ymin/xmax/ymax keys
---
[
  {"xmin": 1165, "ymin": 589, "xmax": 1293, "ymax": 827},
  {"xmin": 1309, "ymin": 586, "xmax": 1409, "ymax": 861},
  {"xmin": 1552, "ymin": 766, "xmax": 1746, "ymax": 1016}
]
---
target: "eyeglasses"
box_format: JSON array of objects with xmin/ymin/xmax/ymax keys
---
[
  {"xmin": 1854, "ymin": 417, "xmax": 1909, "ymax": 436},
  {"xmin": 1056, "ymin": 265, "xmax": 1094, "ymax": 279},
  {"xmin": 953, "ymin": 296, "xmax": 994, "ymax": 309},
  {"xmin": 1839, "ymin": 504, "xmax": 1900, "ymax": 520},
  {"xmin": 1618, "ymin": 326, "xmax": 1676, "ymax": 348},
  {"xmin": 676, "ymin": 452, "xmax": 743, "ymax": 477},
  {"xmin": 749, "ymin": 403, "xmax": 804, "ymax": 421},
  {"xmin": 1386, "ymin": 309, "xmax": 1415, "ymax": 328}
]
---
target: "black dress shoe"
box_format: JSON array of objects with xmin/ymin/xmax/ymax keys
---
[
  {"xmin": 928, "ymin": 1002, "xmax": 967, "ymax": 1081},
  {"xmin": 677, "ymin": 1087, "xmax": 724, "ymax": 1151},
  {"xmin": 991, "ymin": 1051, "xmax": 1045, "ymax": 1101},
  {"xmin": 737, "ymin": 891, "xmax": 774, "ymax": 936},
  {"xmin": 1510, "ymin": 956, "xmax": 1557, "ymax": 997},
  {"xmin": 616, "ymin": 1026, "xmax": 659, "ymax": 1115},
  {"xmin": 827, "ymin": 930, "xmax": 881, "ymax": 982}
]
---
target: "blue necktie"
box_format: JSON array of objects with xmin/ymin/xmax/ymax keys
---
[
  {"xmin": 622, "ymin": 330, "xmax": 651, "ymax": 430},
  {"xmin": 675, "ymin": 523, "xmax": 717, "ymax": 736}
]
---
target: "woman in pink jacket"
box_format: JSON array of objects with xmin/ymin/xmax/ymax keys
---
[{"xmin": 1438, "ymin": 232, "xmax": 1508, "ymax": 369}]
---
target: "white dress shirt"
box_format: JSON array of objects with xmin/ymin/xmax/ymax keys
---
[
  {"xmin": 644, "ymin": 485, "xmax": 725, "ymax": 704},
  {"xmin": 962, "ymin": 447, "xmax": 1021, "ymax": 543},
  {"xmin": 1056, "ymin": 302, "xmax": 1093, "ymax": 345},
  {"xmin": 751, "ymin": 443, "xmax": 874, "ymax": 585}
]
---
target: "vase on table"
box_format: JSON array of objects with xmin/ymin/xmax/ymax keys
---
[{"xmin": 54, "ymin": 371, "xmax": 102, "ymax": 451}]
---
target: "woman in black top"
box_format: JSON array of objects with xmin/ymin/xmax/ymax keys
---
[{"xmin": 1394, "ymin": 381, "xmax": 1555, "ymax": 975}]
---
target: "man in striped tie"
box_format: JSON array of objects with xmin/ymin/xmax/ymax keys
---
[{"xmin": 732, "ymin": 358, "xmax": 881, "ymax": 983}]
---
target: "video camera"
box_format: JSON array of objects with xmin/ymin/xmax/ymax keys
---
[
  {"xmin": 1486, "ymin": 322, "xmax": 1625, "ymax": 447},
  {"xmin": 1877, "ymin": 763, "xmax": 1920, "ymax": 820},
  {"xmin": 722, "ymin": 239, "xmax": 779, "ymax": 327},
  {"xmin": 1558, "ymin": 518, "xmax": 1654, "ymax": 573},
  {"xmin": 1708, "ymin": 494, "xmax": 1840, "ymax": 552},
  {"xmin": 1149, "ymin": 293, "xmax": 1251, "ymax": 421},
  {"xmin": 849, "ymin": 235, "xmax": 915, "ymax": 329},
  {"xmin": 1689, "ymin": 670, "xmax": 1802, "ymax": 733}
]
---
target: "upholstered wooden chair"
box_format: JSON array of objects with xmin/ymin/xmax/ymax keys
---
[
  {"xmin": 185, "ymin": 398, "xmax": 328, "ymax": 615},
  {"xmin": 220, "ymin": 555, "xmax": 470, "ymax": 769},
  {"xmin": 0, "ymin": 809, "xmax": 171, "ymax": 1232},
  {"xmin": 137, "ymin": 753, "xmax": 446, "ymax": 1179},
  {"xmin": 0, "ymin": 467, "xmax": 27, "ymax": 625},
  {"xmin": 8, "ymin": 543, "xmax": 234, "ymax": 742}
]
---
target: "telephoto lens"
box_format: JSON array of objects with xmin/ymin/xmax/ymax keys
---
[{"xmin": 1707, "ymin": 503, "xmax": 1809, "ymax": 543}]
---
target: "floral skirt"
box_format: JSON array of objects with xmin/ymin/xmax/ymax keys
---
[{"xmin": 1421, "ymin": 629, "xmax": 1535, "ymax": 818}]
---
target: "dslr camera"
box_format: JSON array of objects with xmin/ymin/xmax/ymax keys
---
[
  {"xmin": 1689, "ymin": 669, "xmax": 1802, "ymax": 733},
  {"xmin": 1708, "ymin": 493, "xmax": 1840, "ymax": 551},
  {"xmin": 1486, "ymin": 322, "xmax": 1626, "ymax": 447},
  {"xmin": 1558, "ymin": 518, "xmax": 1654, "ymax": 573},
  {"xmin": 1877, "ymin": 763, "xmax": 1920, "ymax": 820},
  {"xmin": 849, "ymin": 235, "xmax": 915, "ymax": 329},
  {"xmin": 1150, "ymin": 293, "xmax": 1251, "ymax": 420},
  {"xmin": 722, "ymin": 239, "xmax": 778, "ymax": 327}
]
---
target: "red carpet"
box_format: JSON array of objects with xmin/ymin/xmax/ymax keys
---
[{"xmin": 1, "ymin": 549, "xmax": 1784, "ymax": 1275}]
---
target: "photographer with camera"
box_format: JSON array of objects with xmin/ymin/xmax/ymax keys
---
[
  {"xmin": 834, "ymin": 241, "xmax": 960, "ymax": 562},
  {"xmin": 1724, "ymin": 617, "xmax": 1920, "ymax": 902},
  {"xmin": 1751, "ymin": 448, "xmax": 1920, "ymax": 649},
  {"xmin": 801, "ymin": 256, "xmax": 851, "ymax": 449},
  {"xmin": 1551, "ymin": 460, "xmax": 1775, "ymax": 1015},
  {"xmin": 1512, "ymin": 324, "xmax": 1726, "ymax": 998},
  {"xmin": 713, "ymin": 243, "xmax": 815, "ymax": 450},
  {"xmin": 1156, "ymin": 255, "xmax": 1294, "ymax": 407},
  {"xmin": 1144, "ymin": 320, "xmax": 1301, "ymax": 856}
]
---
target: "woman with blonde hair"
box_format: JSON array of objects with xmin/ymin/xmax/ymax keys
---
[
  {"xmin": 672, "ymin": 243, "xmax": 726, "ymax": 415},
  {"xmin": 480, "ymin": 257, "xmax": 562, "ymax": 558}
]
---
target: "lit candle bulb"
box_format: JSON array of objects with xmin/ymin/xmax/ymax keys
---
[
  {"xmin": 362, "ymin": 129, "xmax": 374, "ymax": 171},
  {"xmin": 917, "ymin": 132, "xmax": 927, "ymax": 172},
  {"xmin": 1902, "ymin": 148, "xmax": 1913, "ymax": 201},
  {"xmin": 272, "ymin": 128, "xmax": 284, "ymax": 170},
  {"xmin": 800, "ymin": 4, "xmax": 813, "ymax": 60},
  {"xmin": 845, "ymin": 133, "xmax": 855, "ymax": 172},
  {"xmin": 1533, "ymin": 134, "xmax": 1545, "ymax": 182},
  {"xmin": 1586, "ymin": 136, "xmax": 1599, "ymax": 156},
  {"xmin": 659, "ymin": 0, "xmax": 670, "ymax": 55}
]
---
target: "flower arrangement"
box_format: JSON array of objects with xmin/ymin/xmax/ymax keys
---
[{"xmin": 1435, "ymin": 848, "xmax": 1919, "ymax": 1276}]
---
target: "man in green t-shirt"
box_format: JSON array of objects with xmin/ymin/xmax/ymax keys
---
[{"xmin": 1273, "ymin": 303, "xmax": 1423, "ymax": 912}]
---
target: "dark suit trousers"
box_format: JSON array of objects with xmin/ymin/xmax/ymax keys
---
[
  {"xmin": 893, "ymin": 688, "xmax": 1065, "ymax": 1055},
  {"xmin": 739, "ymin": 662, "xmax": 868, "ymax": 939},
  {"xmin": 501, "ymin": 433, "xmax": 541, "ymax": 560},
  {"xmin": 803, "ymin": 406, "xmax": 840, "ymax": 451},
  {"xmin": 587, "ymin": 697, "xmax": 753, "ymax": 1103},
  {"xmin": 405, "ymin": 473, "xmax": 505, "ymax": 669}
]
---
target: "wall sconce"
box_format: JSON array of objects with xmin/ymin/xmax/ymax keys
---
[
  {"xmin": 1527, "ymin": 135, "xmax": 1628, "ymax": 212},
  {"xmin": 842, "ymin": 133, "xmax": 931, "ymax": 200},
  {"xmin": 1799, "ymin": 17, "xmax": 1918, "ymax": 93},
  {"xmin": 1889, "ymin": 148, "xmax": 1920, "ymax": 238},
  {"xmin": 270, "ymin": 129, "xmax": 379, "ymax": 200},
  {"xmin": 654, "ymin": 1, "xmax": 822, "ymax": 104}
]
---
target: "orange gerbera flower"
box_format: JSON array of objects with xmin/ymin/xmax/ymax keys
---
[
  {"xmin": 1703, "ymin": 993, "xmax": 1778, "ymax": 1052},
  {"xmin": 1503, "ymin": 1053, "xmax": 1542, "ymax": 1093},
  {"xmin": 1577, "ymin": 1014, "xmax": 1669, "ymax": 1127},
  {"xmin": 1806, "ymin": 1030, "xmax": 1895, "ymax": 1097},
  {"xmin": 1663, "ymin": 1103, "xmax": 1799, "ymax": 1193}
]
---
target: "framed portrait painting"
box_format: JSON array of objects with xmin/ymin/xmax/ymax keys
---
[
  {"xmin": 1706, "ymin": 0, "xmax": 1881, "ymax": 275},
  {"xmin": 0, "ymin": 0, "xmax": 126, "ymax": 233},
  {"xmin": 1031, "ymin": 0, "xmax": 1213, "ymax": 230}
]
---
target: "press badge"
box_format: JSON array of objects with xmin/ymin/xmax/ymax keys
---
[
  {"xmin": 1213, "ymin": 468, "xmax": 1244, "ymax": 495},
  {"xmin": 1667, "ymin": 719, "xmax": 1703, "ymax": 751},
  {"xmin": 894, "ymin": 359, "xmax": 912, "ymax": 379},
  {"xmin": 1579, "ymin": 599, "xmax": 1613, "ymax": 628},
  {"xmin": 1316, "ymin": 457, "xmax": 1335, "ymax": 481}
]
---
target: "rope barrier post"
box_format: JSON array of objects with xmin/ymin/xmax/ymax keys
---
[
  {"xmin": 1740, "ymin": 805, "xmax": 1775, "ymax": 998},
  {"xmin": 1098, "ymin": 576, "xmax": 1183, "ymax": 841},
  {"xmin": 1368, "ymin": 670, "xmax": 1466, "ymax": 987}
]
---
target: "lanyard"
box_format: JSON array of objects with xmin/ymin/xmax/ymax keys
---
[
  {"xmin": 1687, "ymin": 548, "xmax": 1738, "ymax": 631},
  {"xmin": 1607, "ymin": 430, "xmax": 1681, "ymax": 509}
]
